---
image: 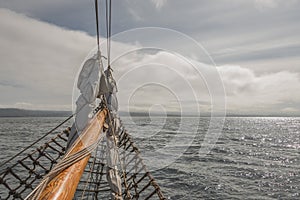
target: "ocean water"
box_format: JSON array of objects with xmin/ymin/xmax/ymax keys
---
[{"xmin": 0, "ymin": 116, "xmax": 299, "ymax": 199}]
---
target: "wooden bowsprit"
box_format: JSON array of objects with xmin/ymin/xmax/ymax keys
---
[{"xmin": 25, "ymin": 109, "xmax": 107, "ymax": 200}]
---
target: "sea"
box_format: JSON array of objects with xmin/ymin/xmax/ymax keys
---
[{"xmin": 0, "ymin": 116, "xmax": 299, "ymax": 200}]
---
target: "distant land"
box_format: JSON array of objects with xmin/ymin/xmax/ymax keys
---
[
  {"xmin": 0, "ymin": 108, "xmax": 182, "ymax": 118},
  {"xmin": 0, "ymin": 108, "xmax": 299, "ymax": 118},
  {"xmin": 0, "ymin": 108, "xmax": 72, "ymax": 117}
]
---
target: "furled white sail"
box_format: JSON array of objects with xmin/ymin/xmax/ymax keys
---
[
  {"xmin": 67, "ymin": 52, "xmax": 102, "ymax": 148},
  {"xmin": 104, "ymin": 69, "xmax": 123, "ymax": 200},
  {"xmin": 67, "ymin": 52, "xmax": 123, "ymax": 199}
]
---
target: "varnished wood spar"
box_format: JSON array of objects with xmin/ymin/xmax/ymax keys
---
[{"xmin": 38, "ymin": 109, "xmax": 107, "ymax": 200}]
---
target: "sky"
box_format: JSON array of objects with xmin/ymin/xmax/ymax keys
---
[{"xmin": 0, "ymin": 0, "xmax": 299, "ymax": 115}]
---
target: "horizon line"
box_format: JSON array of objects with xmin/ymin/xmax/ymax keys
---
[{"xmin": 0, "ymin": 108, "xmax": 299, "ymax": 117}]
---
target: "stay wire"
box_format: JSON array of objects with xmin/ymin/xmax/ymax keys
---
[
  {"xmin": 94, "ymin": 0, "xmax": 100, "ymax": 52},
  {"xmin": 96, "ymin": 1, "xmax": 128, "ymax": 197},
  {"xmin": 0, "ymin": 114, "xmax": 74, "ymax": 168},
  {"xmin": 106, "ymin": 0, "xmax": 112, "ymax": 69},
  {"xmin": 80, "ymin": 144, "xmax": 99, "ymax": 199}
]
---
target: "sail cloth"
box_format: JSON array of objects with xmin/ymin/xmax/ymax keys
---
[
  {"xmin": 67, "ymin": 53, "xmax": 123, "ymax": 200},
  {"xmin": 67, "ymin": 52, "xmax": 103, "ymax": 148},
  {"xmin": 104, "ymin": 69, "xmax": 118, "ymax": 111},
  {"xmin": 104, "ymin": 69, "xmax": 123, "ymax": 200}
]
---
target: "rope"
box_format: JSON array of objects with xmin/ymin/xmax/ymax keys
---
[
  {"xmin": 93, "ymin": 144, "xmax": 106, "ymax": 198},
  {"xmin": 101, "ymin": 93, "xmax": 132, "ymax": 192},
  {"xmin": 80, "ymin": 144, "xmax": 99, "ymax": 199},
  {"xmin": 0, "ymin": 127, "xmax": 70, "ymax": 199},
  {"xmin": 25, "ymin": 146, "xmax": 94, "ymax": 200},
  {"xmin": 94, "ymin": 1, "xmax": 128, "ymax": 198},
  {"xmin": 94, "ymin": 0, "xmax": 100, "ymax": 53},
  {"xmin": 106, "ymin": 0, "xmax": 112, "ymax": 69},
  {"xmin": 0, "ymin": 122, "xmax": 167, "ymax": 200},
  {"xmin": 25, "ymin": 125, "xmax": 106, "ymax": 200},
  {"xmin": 1, "ymin": 2, "xmax": 165, "ymax": 199},
  {"xmin": 0, "ymin": 114, "xmax": 74, "ymax": 168}
]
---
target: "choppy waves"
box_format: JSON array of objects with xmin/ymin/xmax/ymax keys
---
[{"xmin": 0, "ymin": 117, "xmax": 299, "ymax": 199}]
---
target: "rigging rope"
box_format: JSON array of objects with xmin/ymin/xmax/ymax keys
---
[
  {"xmin": 106, "ymin": 0, "xmax": 112, "ymax": 69},
  {"xmin": 94, "ymin": 0, "xmax": 101, "ymax": 53},
  {"xmin": 95, "ymin": 1, "xmax": 130, "ymax": 198},
  {"xmin": 1, "ymin": 1, "xmax": 166, "ymax": 199},
  {"xmin": 24, "ymin": 108, "xmax": 107, "ymax": 200},
  {"xmin": 80, "ymin": 144, "xmax": 99, "ymax": 198},
  {"xmin": 0, "ymin": 113, "xmax": 74, "ymax": 168}
]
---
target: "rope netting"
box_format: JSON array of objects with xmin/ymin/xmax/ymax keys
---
[
  {"xmin": 0, "ymin": 128, "xmax": 70, "ymax": 199},
  {"xmin": 76, "ymin": 121, "xmax": 166, "ymax": 200},
  {"xmin": 0, "ymin": 119, "xmax": 165, "ymax": 200}
]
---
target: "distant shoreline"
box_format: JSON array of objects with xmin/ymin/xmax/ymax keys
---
[
  {"xmin": 0, "ymin": 108, "xmax": 299, "ymax": 118},
  {"xmin": 0, "ymin": 108, "xmax": 71, "ymax": 118}
]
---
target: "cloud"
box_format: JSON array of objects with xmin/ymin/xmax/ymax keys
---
[
  {"xmin": 111, "ymin": 49, "xmax": 300, "ymax": 115},
  {"xmin": 219, "ymin": 65, "xmax": 300, "ymax": 114},
  {"xmin": 1, "ymin": 1, "xmax": 300, "ymax": 75},
  {"xmin": 254, "ymin": 0, "xmax": 298, "ymax": 10},
  {"xmin": 0, "ymin": 0, "xmax": 97, "ymax": 35},
  {"xmin": 150, "ymin": 0, "xmax": 168, "ymax": 10},
  {"xmin": 255, "ymin": 0, "xmax": 278, "ymax": 9},
  {"xmin": 0, "ymin": 8, "xmax": 299, "ymax": 115},
  {"xmin": 0, "ymin": 8, "xmax": 95, "ymax": 110},
  {"xmin": 127, "ymin": 7, "xmax": 144, "ymax": 22}
]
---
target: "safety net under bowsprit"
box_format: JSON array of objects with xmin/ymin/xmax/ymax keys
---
[{"xmin": 0, "ymin": 115, "xmax": 166, "ymax": 200}]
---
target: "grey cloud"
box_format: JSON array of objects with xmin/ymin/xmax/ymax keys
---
[
  {"xmin": 213, "ymin": 44, "xmax": 300, "ymax": 64},
  {"xmin": 0, "ymin": 8, "xmax": 95, "ymax": 110},
  {"xmin": 0, "ymin": 80, "xmax": 25, "ymax": 88},
  {"xmin": 112, "ymin": 48, "xmax": 300, "ymax": 115},
  {"xmin": 0, "ymin": 1, "xmax": 92, "ymax": 30},
  {"xmin": 1, "ymin": 1, "xmax": 300, "ymax": 71},
  {"xmin": 219, "ymin": 65, "xmax": 300, "ymax": 114},
  {"xmin": 0, "ymin": 3, "xmax": 300, "ymax": 115}
]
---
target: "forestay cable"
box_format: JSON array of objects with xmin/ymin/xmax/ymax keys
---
[
  {"xmin": 106, "ymin": 0, "xmax": 112, "ymax": 69},
  {"xmin": 94, "ymin": 0, "xmax": 101, "ymax": 53}
]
